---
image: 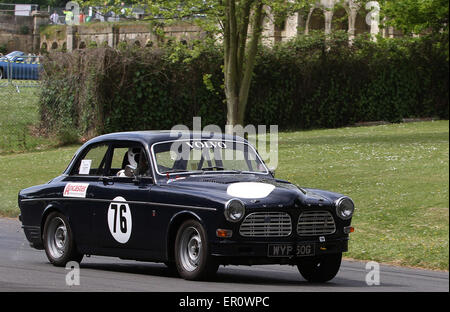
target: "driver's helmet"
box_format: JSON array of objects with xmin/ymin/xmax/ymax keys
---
[{"xmin": 127, "ymin": 147, "xmax": 140, "ymax": 168}]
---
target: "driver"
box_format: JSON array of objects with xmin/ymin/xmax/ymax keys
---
[{"xmin": 117, "ymin": 148, "xmax": 140, "ymax": 177}]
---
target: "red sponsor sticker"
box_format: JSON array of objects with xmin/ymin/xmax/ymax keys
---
[{"xmin": 63, "ymin": 183, "xmax": 89, "ymax": 198}]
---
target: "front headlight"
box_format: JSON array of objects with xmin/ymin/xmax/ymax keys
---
[
  {"xmin": 335, "ymin": 197, "xmax": 355, "ymax": 220},
  {"xmin": 224, "ymin": 199, "xmax": 245, "ymax": 222}
]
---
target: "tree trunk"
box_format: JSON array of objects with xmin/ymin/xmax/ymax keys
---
[
  {"xmin": 224, "ymin": 1, "xmax": 264, "ymax": 130},
  {"xmin": 304, "ymin": 6, "xmax": 315, "ymax": 35}
]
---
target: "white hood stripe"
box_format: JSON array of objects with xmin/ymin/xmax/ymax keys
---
[{"xmin": 227, "ymin": 182, "xmax": 275, "ymax": 199}]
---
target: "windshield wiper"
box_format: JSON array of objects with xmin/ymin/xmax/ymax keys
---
[
  {"xmin": 201, "ymin": 166, "xmax": 225, "ymax": 171},
  {"xmin": 162, "ymin": 169, "xmax": 190, "ymax": 174},
  {"xmin": 200, "ymin": 167, "xmax": 244, "ymax": 174}
]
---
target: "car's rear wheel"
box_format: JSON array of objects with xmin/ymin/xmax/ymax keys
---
[
  {"xmin": 0, "ymin": 68, "xmax": 3, "ymax": 79},
  {"xmin": 174, "ymin": 219, "xmax": 218, "ymax": 280},
  {"xmin": 296, "ymin": 253, "xmax": 342, "ymax": 283},
  {"xmin": 43, "ymin": 212, "xmax": 83, "ymax": 267}
]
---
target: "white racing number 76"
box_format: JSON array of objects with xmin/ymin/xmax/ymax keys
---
[{"xmin": 107, "ymin": 196, "xmax": 132, "ymax": 244}]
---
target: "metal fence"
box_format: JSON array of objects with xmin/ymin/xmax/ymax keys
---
[{"xmin": 0, "ymin": 56, "xmax": 41, "ymax": 91}]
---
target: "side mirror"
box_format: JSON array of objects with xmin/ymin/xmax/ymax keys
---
[{"xmin": 269, "ymin": 167, "xmax": 276, "ymax": 177}]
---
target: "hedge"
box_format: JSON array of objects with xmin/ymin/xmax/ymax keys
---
[{"xmin": 38, "ymin": 31, "xmax": 449, "ymax": 141}]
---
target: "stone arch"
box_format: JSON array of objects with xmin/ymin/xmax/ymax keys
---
[
  {"xmin": 41, "ymin": 42, "xmax": 48, "ymax": 52},
  {"xmin": 62, "ymin": 42, "xmax": 67, "ymax": 51},
  {"xmin": 134, "ymin": 40, "xmax": 141, "ymax": 47},
  {"xmin": 79, "ymin": 41, "xmax": 86, "ymax": 49},
  {"xmin": 145, "ymin": 40, "xmax": 153, "ymax": 48},
  {"xmin": 309, "ymin": 8, "xmax": 325, "ymax": 31},
  {"xmin": 118, "ymin": 40, "xmax": 128, "ymax": 49},
  {"xmin": 332, "ymin": 7, "xmax": 348, "ymax": 31},
  {"xmin": 51, "ymin": 42, "xmax": 58, "ymax": 50}
]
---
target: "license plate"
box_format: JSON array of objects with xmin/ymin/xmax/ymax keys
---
[{"xmin": 268, "ymin": 243, "xmax": 315, "ymax": 257}]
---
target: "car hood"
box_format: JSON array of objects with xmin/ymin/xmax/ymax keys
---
[{"xmin": 158, "ymin": 174, "xmax": 343, "ymax": 209}]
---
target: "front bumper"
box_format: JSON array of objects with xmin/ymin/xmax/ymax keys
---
[{"xmin": 210, "ymin": 237, "xmax": 349, "ymax": 265}]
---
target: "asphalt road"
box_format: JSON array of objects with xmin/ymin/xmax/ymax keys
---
[{"xmin": 0, "ymin": 218, "xmax": 448, "ymax": 292}]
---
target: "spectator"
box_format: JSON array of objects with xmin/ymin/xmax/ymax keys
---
[
  {"xmin": 50, "ymin": 10, "xmax": 59, "ymax": 24},
  {"xmin": 79, "ymin": 10, "xmax": 85, "ymax": 23},
  {"xmin": 95, "ymin": 10, "xmax": 104, "ymax": 22},
  {"xmin": 64, "ymin": 9, "xmax": 74, "ymax": 24}
]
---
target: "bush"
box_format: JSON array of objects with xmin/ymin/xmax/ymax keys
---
[
  {"xmin": 39, "ymin": 31, "xmax": 449, "ymax": 138},
  {"xmin": 19, "ymin": 25, "xmax": 30, "ymax": 35}
]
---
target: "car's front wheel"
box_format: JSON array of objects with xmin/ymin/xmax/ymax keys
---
[
  {"xmin": 297, "ymin": 253, "xmax": 342, "ymax": 283},
  {"xmin": 43, "ymin": 212, "xmax": 83, "ymax": 267},
  {"xmin": 174, "ymin": 219, "xmax": 218, "ymax": 280}
]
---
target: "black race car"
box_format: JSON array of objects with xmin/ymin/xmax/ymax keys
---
[{"xmin": 18, "ymin": 131, "xmax": 355, "ymax": 282}]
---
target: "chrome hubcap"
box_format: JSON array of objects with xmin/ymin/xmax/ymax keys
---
[
  {"xmin": 47, "ymin": 217, "xmax": 67, "ymax": 259},
  {"xmin": 179, "ymin": 227, "xmax": 202, "ymax": 272}
]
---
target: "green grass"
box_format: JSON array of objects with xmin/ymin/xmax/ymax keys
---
[
  {"xmin": 0, "ymin": 87, "xmax": 56, "ymax": 154},
  {"xmin": 0, "ymin": 145, "xmax": 80, "ymax": 216},
  {"xmin": 275, "ymin": 121, "xmax": 449, "ymax": 270},
  {"xmin": 0, "ymin": 87, "xmax": 448, "ymax": 270}
]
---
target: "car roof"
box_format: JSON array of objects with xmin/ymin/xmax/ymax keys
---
[
  {"xmin": 64, "ymin": 131, "xmax": 251, "ymax": 175},
  {"xmin": 85, "ymin": 130, "xmax": 248, "ymax": 147}
]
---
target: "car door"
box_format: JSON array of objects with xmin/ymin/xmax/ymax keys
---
[
  {"xmin": 93, "ymin": 142, "xmax": 160, "ymax": 257},
  {"xmin": 11, "ymin": 56, "xmax": 26, "ymax": 79},
  {"xmin": 63, "ymin": 142, "xmax": 111, "ymax": 250}
]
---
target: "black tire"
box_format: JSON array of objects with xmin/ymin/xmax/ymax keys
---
[
  {"xmin": 0, "ymin": 68, "xmax": 3, "ymax": 80},
  {"xmin": 43, "ymin": 211, "xmax": 83, "ymax": 267},
  {"xmin": 174, "ymin": 219, "xmax": 218, "ymax": 280},
  {"xmin": 297, "ymin": 253, "xmax": 342, "ymax": 283}
]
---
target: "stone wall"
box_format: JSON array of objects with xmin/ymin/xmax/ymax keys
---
[
  {"xmin": 263, "ymin": 7, "xmax": 373, "ymax": 43},
  {"xmin": 2, "ymin": 8, "xmax": 400, "ymax": 54},
  {"xmin": 40, "ymin": 21, "xmax": 205, "ymax": 52},
  {"xmin": 0, "ymin": 11, "xmax": 49, "ymax": 53},
  {"xmin": 0, "ymin": 14, "xmax": 34, "ymax": 52}
]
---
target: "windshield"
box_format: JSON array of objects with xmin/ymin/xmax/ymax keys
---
[{"xmin": 151, "ymin": 140, "xmax": 268, "ymax": 175}]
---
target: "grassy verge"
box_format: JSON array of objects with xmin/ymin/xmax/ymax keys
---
[
  {"xmin": 0, "ymin": 145, "xmax": 79, "ymax": 216},
  {"xmin": 0, "ymin": 112, "xmax": 448, "ymax": 269},
  {"xmin": 275, "ymin": 121, "xmax": 449, "ymax": 270},
  {"xmin": 0, "ymin": 87, "xmax": 56, "ymax": 154}
]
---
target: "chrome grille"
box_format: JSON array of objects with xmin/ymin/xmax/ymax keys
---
[
  {"xmin": 239, "ymin": 212, "xmax": 292, "ymax": 237},
  {"xmin": 297, "ymin": 211, "xmax": 336, "ymax": 236}
]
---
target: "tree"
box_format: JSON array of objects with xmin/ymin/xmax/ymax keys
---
[
  {"xmin": 82, "ymin": 0, "xmax": 311, "ymax": 129},
  {"xmin": 381, "ymin": 0, "xmax": 449, "ymax": 35}
]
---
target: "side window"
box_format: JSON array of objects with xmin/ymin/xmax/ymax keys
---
[
  {"xmin": 111, "ymin": 147, "xmax": 129, "ymax": 171},
  {"xmin": 73, "ymin": 144, "xmax": 109, "ymax": 176},
  {"xmin": 109, "ymin": 145, "xmax": 150, "ymax": 177}
]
